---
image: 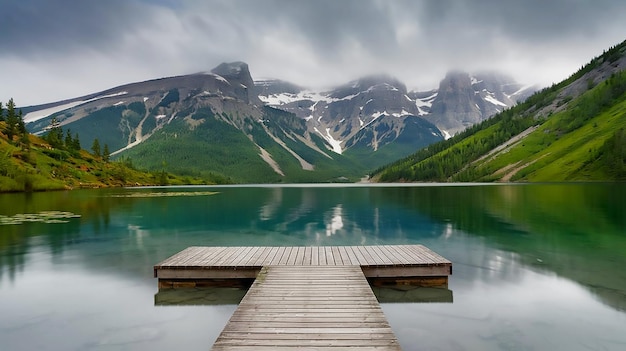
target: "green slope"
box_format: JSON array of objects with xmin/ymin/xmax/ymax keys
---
[
  {"xmin": 0, "ymin": 125, "xmax": 207, "ymax": 192},
  {"xmin": 373, "ymin": 40, "xmax": 626, "ymax": 182}
]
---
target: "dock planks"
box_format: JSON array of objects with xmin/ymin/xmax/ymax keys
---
[
  {"xmin": 155, "ymin": 245, "xmax": 453, "ymax": 350},
  {"xmin": 154, "ymin": 245, "xmax": 452, "ymax": 283},
  {"xmin": 211, "ymin": 265, "xmax": 402, "ymax": 351}
]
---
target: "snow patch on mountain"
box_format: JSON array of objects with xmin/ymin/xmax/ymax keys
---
[
  {"xmin": 508, "ymin": 84, "xmax": 536, "ymax": 98},
  {"xmin": 391, "ymin": 110, "xmax": 412, "ymax": 117},
  {"xmin": 366, "ymin": 83, "xmax": 399, "ymax": 92},
  {"xmin": 259, "ymin": 90, "xmax": 342, "ymax": 106},
  {"xmin": 314, "ymin": 127, "xmax": 343, "ymax": 154},
  {"xmin": 200, "ymin": 72, "xmax": 230, "ymax": 84},
  {"xmin": 470, "ymin": 76, "xmax": 483, "ymax": 85},
  {"xmin": 414, "ymin": 92, "xmax": 437, "ymax": 116},
  {"xmin": 24, "ymin": 91, "xmax": 128, "ymax": 123},
  {"xmin": 484, "ymin": 94, "xmax": 507, "ymax": 107}
]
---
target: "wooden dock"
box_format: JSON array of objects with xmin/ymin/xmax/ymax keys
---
[
  {"xmin": 154, "ymin": 245, "xmax": 452, "ymax": 350},
  {"xmin": 154, "ymin": 245, "xmax": 452, "ymax": 287},
  {"xmin": 212, "ymin": 265, "xmax": 401, "ymax": 350}
]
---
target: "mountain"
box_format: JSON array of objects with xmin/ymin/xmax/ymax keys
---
[
  {"xmin": 24, "ymin": 63, "xmax": 366, "ymax": 183},
  {"xmin": 372, "ymin": 39, "xmax": 626, "ymax": 182},
  {"xmin": 423, "ymin": 71, "xmax": 536, "ymax": 137},
  {"xmin": 258, "ymin": 71, "xmax": 535, "ymax": 143},
  {"xmin": 22, "ymin": 61, "xmax": 533, "ymax": 183},
  {"xmin": 257, "ymin": 74, "xmax": 444, "ymax": 168}
]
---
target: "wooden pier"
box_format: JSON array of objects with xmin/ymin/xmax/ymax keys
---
[
  {"xmin": 154, "ymin": 245, "xmax": 452, "ymax": 287},
  {"xmin": 154, "ymin": 245, "xmax": 452, "ymax": 350},
  {"xmin": 213, "ymin": 265, "xmax": 401, "ymax": 350}
]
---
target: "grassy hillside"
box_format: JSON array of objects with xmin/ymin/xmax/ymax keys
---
[
  {"xmin": 467, "ymin": 78, "xmax": 626, "ymax": 181},
  {"xmin": 373, "ymin": 40, "xmax": 626, "ymax": 182},
  {"xmin": 0, "ymin": 123, "xmax": 209, "ymax": 192}
]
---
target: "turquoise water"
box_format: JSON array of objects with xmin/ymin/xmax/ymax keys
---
[{"xmin": 1, "ymin": 184, "xmax": 625, "ymax": 350}]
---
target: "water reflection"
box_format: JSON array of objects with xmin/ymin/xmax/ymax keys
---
[
  {"xmin": 1, "ymin": 184, "xmax": 626, "ymax": 351},
  {"xmin": 154, "ymin": 285, "xmax": 454, "ymax": 306},
  {"xmin": 325, "ymin": 205, "xmax": 344, "ymax": 237},
  {"xmin": 393, "ymin": 184, "xmax": 626, "ymax": 312},
  {"xmin": 385, "ymin": 267, "xmax": 626, "ymax": 351}
]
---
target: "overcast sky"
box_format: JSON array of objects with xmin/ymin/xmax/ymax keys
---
[{"xmin": 2, "ymin": 0, "xmax": 626, "ymax": 106}]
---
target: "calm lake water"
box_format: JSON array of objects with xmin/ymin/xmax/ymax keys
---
[{"xmin": 1, "ymin": 183, "xmax": 625, "ymax": 350}]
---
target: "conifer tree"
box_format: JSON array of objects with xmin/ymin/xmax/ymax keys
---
[
  {"xmin": 0, "ymin": 101, "xmax": 4, "ymax": 122},
  {"xmin": 72, "ymin": 133, "xmax": 81, "ymax": 151},
  {"xmin": 20, "ymin": 125, "xmax": 30, "ymax": 150},
  {"xmin": 65, "ymin": 129, "xmax": 73, "ymax": 149},
  {"xmin": 92, "ymin": 138, "xmax": 101, "ymax": 157},
  {"xmin": 17, "ymin": 109, "xmax": 26, "ymax": 135},
  {"xmin": 5, "ymin": 98, "xmax": 18, "ymax": 141},
  {"xmin": 45, "ymin": 117, "xmax": 63, "ymax": 148},
  {"xmin": 102, "ymin": 144, "xmax": 110, "ymax": 162}
]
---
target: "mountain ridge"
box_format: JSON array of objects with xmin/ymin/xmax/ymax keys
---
[{"xmin": 21, "ymin": 62, "xmax": 534, "ymax": 183}]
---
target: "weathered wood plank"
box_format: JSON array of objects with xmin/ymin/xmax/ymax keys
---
[
  {"xmin": 229, "ymin": 246, "xmax": 256, "ymax": 267},
  {"xmin": 379, "ymin": 245, "xmax": 409, "ymax": 265},
  {"xmin": 213, "ymin": 346, "xmax": 400, "ymax": 351},
  {"xmin": 211, "ymin": 265, "xmax": 402, "ymax": 350},
  {"xmin": 240, "ymin": 246, "xmax": 263, "ymax": 266},
  {"xmin": 216, "ymin": 331, "xmax": 395, "ymax": 340},
  {"xmin": 318, "ymin": 246, "xmax": 326, "ymax": 265},
  {"xmin": 210, "ymin": 247, "xmax": 239, "ymax": 267},
  {"xmin": 278, "ymin": 246, "xmax": 292, "ymax": 265},
  {"xmin": 294, "ymin": 246, "xmax": 305, "ymax": 265},
  {"xmin": 265, "ymin": 247, "xmax": 280, "ymax": 265},
  {"xmin": 155, "ymin": 245, "xmax": 452, "ymax": 280},
  {"xmin": 269, "ymin": 247, "xmax": 287, "ymax": 265},
  {"xmin": 303, "ymin": 246, "xmax": 312, "ymax": 265},
  {"xmin": 214, "ymin": 338, "xmax": 398, "ymax": 346},
  {"xmin": 325, "ymin": 246, "xmax": 336, "ymax": 265},
  {"xmin": 228, "ymin": 316, "xmax": 389, "ymax": 323},
  {"xmin": 311, "ymin": 246, "xmax": 319, "ymax": 265},
  {"xmin": 356, "ymin": 245, "xmax": 377, "ymax": 266},
  {"xmin": 175, "ymin": 247, "xmax": 213, "ymax": 266}
]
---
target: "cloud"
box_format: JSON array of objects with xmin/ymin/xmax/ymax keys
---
[
  {"xmin": 2, "ymin": 0, "xmax": 143, "ymax": 55},
  {"xmin": 2, "ymin": 0, "xmax": 625, "ymax": 106}
]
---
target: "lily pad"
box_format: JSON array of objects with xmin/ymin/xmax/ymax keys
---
[{"xmin": 0, "ymin": 211, "xmax": 81, "ymax": 225}]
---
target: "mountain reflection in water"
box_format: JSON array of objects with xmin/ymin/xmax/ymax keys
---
[{"xmin": 0, "ymin": 183, "xmax": 625, "ymax": 351}]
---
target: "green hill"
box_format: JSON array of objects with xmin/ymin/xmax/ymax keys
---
[
  {"xmin": 372, "ymin": 40, "xmax": 626, "ymax": 182},
  {"xmin": 0, "ymin": 121, "xmax": 210, "ymax": 192}
]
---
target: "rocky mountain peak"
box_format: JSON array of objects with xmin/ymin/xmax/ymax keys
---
[
  {"xmin": 440, "ymin": 71, "xmax": 473, "ymax": 91},
  {"xmin": 330, "ymin": 74, "xmax": 407, "ymax": 100},
  {"xmin": 423, "ymin": 69, "xmax": 535, "ymax": 137},
  {"xmin": 354, "ymin": 74, "xmax": 407, "ymax": 94},
  {"xmin": 211, "ymin": 61, "xmax": 249, "ymax": 77},
  {"xmin": 211, "ymin": 61, "xmax": 260, "ymax": 105}
]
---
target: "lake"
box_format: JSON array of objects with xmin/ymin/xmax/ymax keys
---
[{"xmin": 1, "ymin": 183, "xmax": 625, "ymax": 350}]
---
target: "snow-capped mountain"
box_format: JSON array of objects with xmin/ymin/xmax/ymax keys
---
[
  {"xmin": 22, "ymin": 62, "xmax": 534, "ymax": 182},
  {"xmin": 25, "ymin": 62, "xmax": 364, "ymax": 182},
  {"xmin": 259, "ymin": 71, "xmax": 536, "ymax": 142},
  {"xmin": 257, "ymin": 74, "xmax": 443, "ymax": 161}
]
